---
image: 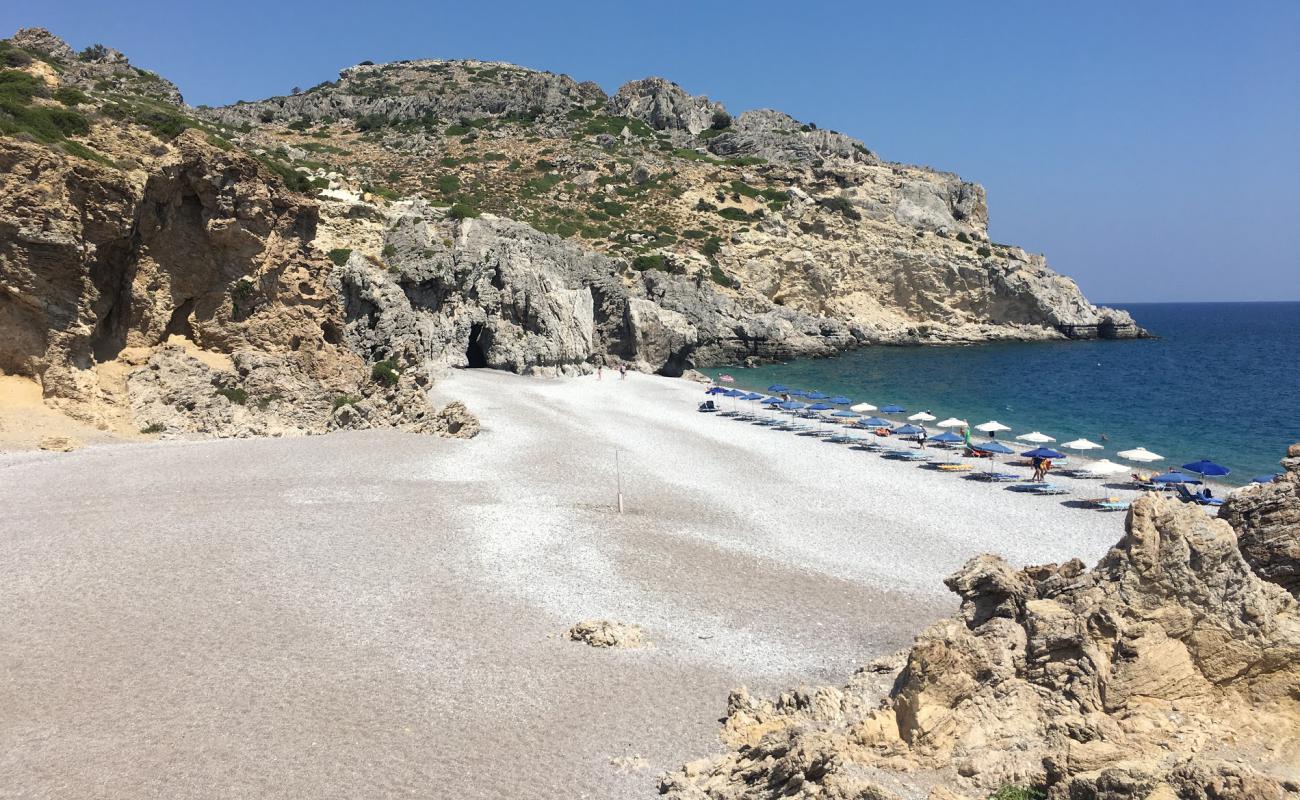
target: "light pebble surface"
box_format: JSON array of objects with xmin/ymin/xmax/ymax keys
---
[{"xmin": 1, "ymin": 369, "xmax": 1138, "ymax": 799}]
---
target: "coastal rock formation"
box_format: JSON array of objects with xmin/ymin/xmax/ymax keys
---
[
  {"xmin": 705, "ymin": 109, "xmax": 881, "ymax": 166},
  {"xmin": 566, "ymin": 620, "xmax": 648, "ymax": 649},
  {"xmin": 1220, "ymin": 443, "xmax": 1300, "ymax": 597},
  {"xmin": 660, "ymin": 493, "xmax": 1300, "ymax": 799}
]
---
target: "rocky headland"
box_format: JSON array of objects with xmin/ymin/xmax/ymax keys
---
[
  {"xmin": 659, "ymin": 449, "xmax": 1300, "ymax": 800},
  {"xmin": 1, "ymin": 26, "xmax": 1143, "ymax": 441}
]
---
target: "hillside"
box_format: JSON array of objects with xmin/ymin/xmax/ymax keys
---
[{"xmin": 1, "ymin": 27, "xmax": 1141, "ymax": 439}]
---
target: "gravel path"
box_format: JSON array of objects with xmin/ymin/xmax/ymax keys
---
[{"xmin": 0, "ymin": 370, "xmax": 1135, "ymax": 799}]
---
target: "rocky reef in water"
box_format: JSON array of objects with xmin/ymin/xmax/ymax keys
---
[{"xmin": 660, "ymin": 478, "xmax": 1300, "ymax": 799}]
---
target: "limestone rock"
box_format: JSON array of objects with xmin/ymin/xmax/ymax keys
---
[
  {"xmin": 1219, "ymin": 443, "xmax": 1300, "ymax": 597},
  {"xmin": 661, "ymin": 493, "xmax": 1300, "ymax": 799},
  {"xmin": 565, "ymin": 620, "xmax": 647, "ymax": 649},
  {"xmin": 607, "ymin": 77, "xmax": 725, "ymax": 135},
  {"xmin": 38, "ymin": 435, "xmax": 81, "ymax": 452},
  {"xmin": 10, "ymin": 28, "xmax": 75, "ymax": 61},
  {"xmin": 430, "ymin": 400, "xmax": 479, "ymax": 439},
  {"xmin": 705, "ymin": 109, "xmax": 880, "ymax": 166}
]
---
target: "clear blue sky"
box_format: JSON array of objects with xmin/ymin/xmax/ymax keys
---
[{"xmin": 8, "ymin": 1, "xmax": 1298, "ymax": 303}]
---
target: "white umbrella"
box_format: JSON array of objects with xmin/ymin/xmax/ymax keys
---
[
  {"xmin": 975, "ymin": 420, "xmax": 1011, "ymax": 434},
  {"xmin": 1118, "ymin": 447, "xmax": 1163, "ymax": 463},
  {"xmin": 1016, "ymin": 431, "xmax": 1056, "ymax": 443},
  {"xmin": 1062, "ymin": 438, "xmax": 1104, "ymax": 450},
  {"xmin": 937, "ymin": 417, "xmax": 968, "ymax": 428},
  {"xmin": 908, "ymin": 411, "xmax": 936, "ymax": 422},
  {"xmin": 1081, "ymin": 459, "xmax": 1129, "ymax": 476},
  {"xmin": 850, "ymin": 402, "xmax": 877, "ymax": 413}
]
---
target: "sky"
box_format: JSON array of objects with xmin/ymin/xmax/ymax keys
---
[{"xmin": 6, "ymin": 1, "xmax": 1299, "ymax": 303}]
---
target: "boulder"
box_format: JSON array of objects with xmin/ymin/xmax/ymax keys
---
[
  {"xmin": 606, "ymin": 77, "xmax": 725, "ymax": 135},
  {"xmin": 565, "ymin": 620, "xmax": 647, "ymax": 649},
  {"xmin": 1219, "ymin": 443, "xmax": 1300, "ymax": 597}
]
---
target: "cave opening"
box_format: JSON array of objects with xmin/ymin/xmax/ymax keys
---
[{"xmin": 465, "ymin": 323, "xmax": 488, "ymax": 368}]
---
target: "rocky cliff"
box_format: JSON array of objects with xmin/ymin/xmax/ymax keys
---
[
  {"xmin": 660, "ymin": 493, "xmax": 1300, "ymax": 799},
  {"xmin": 1220, "ymin": 443, "xmax": 1300, "ymax": 598},
  {"xmin": 3, "ymin": 26, "xmax": 1143, "ymax": 439}
]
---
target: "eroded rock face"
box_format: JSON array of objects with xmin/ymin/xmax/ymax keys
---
[
  {"xmin": 1220, "ymin": 443, "xmax": 1300, "ymax": 597},
  {"xmin": 607, "ymin": 77, "xmax": 726, "ymax": 135},
  {"xmin": 705, "ymin": 109, "xmax": 880, "ymax": 167},
  {"xmin": 660, "ymin": 493, "xmax": 1300, "ymax": 799}
]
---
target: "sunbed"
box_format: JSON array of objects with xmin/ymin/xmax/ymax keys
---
[
  {"xmin": 697, "ymin": 400, "xmax": 717, "ymax": 413},
  {"xmin": 1174, "ymin": 484, "xmax": 1224, "ymax": 506}
]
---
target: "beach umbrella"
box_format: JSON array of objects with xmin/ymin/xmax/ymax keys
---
[
  {"xmin": 931, "ymin": 431, "xmax": 964, "ymax": 444},
  {"xmin": 881, "ymin": 404, "xmax": 906, "ymax": 414},
  {"xmin": 972, "ymin": 440, "xmax": 1014, "ymax": 455},
  {"xmin": 767, "ymin": 384, "xmax": 789, "ymax": 393},
  {"xmin": 723, "ymin": 389, "xmax": 747, "ymax": 397},
  {"xmin": 806, "ymin": 402, "xmax": 834, "ymax": 411},
  {"xmin": 741, "ymin": 392, "xmax": 764, "ymax": 401},
  {"xmin": 779, "ymin": 400, "xmax": 807, "ymax": 411},
  {"xmin": 831, "ymin": 410, "xmax": 859, "ymax": 419},
  {"xmin": 850, "ymin": 402, "xmax": 877, "ymax": 413},
  {"xmin": 829, "ymin": 396, "xmax": 852, "ymax": 405},
  {"xmin": 787, "ymin": 389, "xmax": 808, "ymax": 397},
  {"xmin": 1181, "ymin": 458, "xmax": 1230, "ymax": 478},
  {"xmin": 1081, "ymin": 459, "xmax": 1128, "ymax": 476},
  {"xmin": 1152, "ymin": 472, "xmax": 1201, "ymax": 485},
  {"xmin": 860, "ymin": 416, "xmax": 894, "ymax": 428},
  {"xmin": 706, "ymin": 386, "xmax": 728, "ymax": 395},
  {"xmin": 908, "ymin": 411, "xmax": 936, "ymax": 422},
  {"xmin": 805, "ymin": 391, "xmax": 829, "ymax": 401},
  {"xmin": 894, "ymin": 424, "xmax": 926, "ymax": 436},
  {"xmin": 1062, "ymin": 438, "xmax": 1104, "ymax": 451},
  {"xmin": 1021, "ymin": 447, "xmax": 1065, "ymax": 459},
  {"xmin": 1251, "ymin": 474, "xmax": 1281, "ymax": 484},
  {"xmin": 975, "ymin": 421, "xmax": 1011, "ymax": 434},
  {"xmin": 937, "ymin": 417, "xmax": 968, "ymax": 428},
  {"xmin": 1118, "ymin": 447, "xmax": 1163, "ymax": 463},
  {"xmin": 719, "ymin": 374, "xmax": 735, "ymax": 383},
  {"xmin": 1016, "ymin": 431, "xmax": 1056, "ymax": 443}
]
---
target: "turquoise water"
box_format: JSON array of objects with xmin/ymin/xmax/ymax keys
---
[{"xmin": 702, "ymin": 302, "xmax": 1300, "ymax": 484}]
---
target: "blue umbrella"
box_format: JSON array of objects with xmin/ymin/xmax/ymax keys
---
[
  {"xmin": 806, "ymin": 402, "xmax": 834, "ymax": 411},
  {"xmin": 788, "ymin": 389, "xmax": 809, "ymax": 398},
  {"xmin": 1182, "ymin": 459, "xmax": 1230, "ymax": 477},
  {"xmin": 830, "ymin": 409, "xmax": 859, "ymax": 418},
  {"xmin": 1021, "ymin": 447, "xmax": 1066, "ymax": 459},
  {"xmin": 1251, "ymin": 474, "xmax": 1281, "ymax": 484},
  {"xmin": 894, "ymin": 423, "xmax": 925, "ymax": 436},
  {"xmin": 881, "ymin": 404, "xmax": 906, "ymax": 414},
  {"xmin": 724, "ymin": 389, "xmax": 747, "ymax": 397},
  {"xmin": 972, "ymin": 440, "xmax": 1014, "ymax": 455},
  {"xmin": 761, "ymin": 397, "xmax": 784, "ymax": 405},
  {"xmin": 860, "ymin": 416, "xmax": 894, "ymax": 428},
  {"xmin": 805, "ymin": 391, "xmax": 829, "ymax": 401},
  {"xmin": 931, "ymin": 431, "xmax": 964, "ymax": 444},
  {"xmin": 1153, "ymin": 472, "xmax": 1201, "ymax": 485},
  {"xmin": 742, "ymin": 392, "xmax": 764, "ymax": 401},
  {"xmin": 706, "ymin": 386, "xmax": 728, "ymax": 395},
  {"xmin": 767, "ymin": 384, "xmax": 790, "ymax": 393},
  {"xmin": 779, "ymin": 401, "xmax": 807, "ymax": 410},
  {"xmin": 829, "ymin": 396, "xmax": 852, "ymax": 405}
]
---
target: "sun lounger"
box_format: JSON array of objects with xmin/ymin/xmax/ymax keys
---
[
  {"xmin": 936, "ymin": 463, "xmax": 973, "ymax": 472},
  {"xmin": 1174, "ymin": 484, "xmax": 1224, "ymax": 506},
  {"xmin": 1010, "ymin": 482, "xmax": 1067, "ymax": 495},
  {"xmin": 892, "ymin": 451, "xmax": 932, "ymax": 462},
  {"xmin": 969, "ymin": 471, "xmax": 1022, "ymax": 482},
  {"xmin": 826, "ymin": 432, "xmax": 857, "ymax": 444},
  {"xmin": 697, "ymin": 400, "xmax": 718, "ymax": 412},
  {"xmin": 1095, "ymin": 500, "xmax": 1130, "ymax": 511}
]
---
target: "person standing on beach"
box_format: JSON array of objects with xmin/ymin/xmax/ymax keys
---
[
  {"xmin": 619, "ymin": 364, "xmax": 627, "ymax": 380},
  {"xmin": 597, "ymin": 365, "xmax": 603, "ymax": 381}
]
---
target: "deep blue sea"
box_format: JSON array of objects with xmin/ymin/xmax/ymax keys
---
[{"xmin": 702, "ymin": 302, "xmax": 1300, "ymax": 484}]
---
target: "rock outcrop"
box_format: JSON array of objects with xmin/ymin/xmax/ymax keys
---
[
  {"xmin": 566, "ymin": 619, "xmax": 648, "ymax": 649},
  {"xmin": 606, "ymin": 77, "xmax": 726, "ymax": 135},
  {"xmin": 660, "ymin": 493, "xmax": 1300, "ymax": 799},
  {"xmin": 1220, "ymin": 443, "xmax": 1300, "ymax": 598}
]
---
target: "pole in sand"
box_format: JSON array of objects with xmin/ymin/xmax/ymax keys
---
[{"xmin": 615, "ymin": 449, "xmax": 624, "ymax": 513}]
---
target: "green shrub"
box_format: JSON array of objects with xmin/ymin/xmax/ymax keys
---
[
  {"xmin": 694, "ymin": 198, "xmax": 717, "ymax": 212},
  {"xmin": 79, "ymin": 44, "xmax": 108, "ymax": 61},
  {"xmin": 327, "ymin": 248, "xmax": 352, "ymax": 266},
  {"xmin": 436, "ymin": 174, "xmax": 460, "ymax": 195},
  {"xmin": 60, "ymin": 140, "xmax": 114, "ymax": 166},
  {"xmin": 447, "ymin": 202, "xmax": 480, "ymax": 220},
  {"xmin": 534, "ymin": 158, "xmax": 556, "ymax": 171},
  {"xmin": 682, "ymin": 229, "xmax": 707, "ymax": 239},
  {"xmin": 215, "ymin": 386, "xmax": 248, "ymax": 405},
  {"xmin": 257, "ymin": 156, "xmax": 312, "ymax": 193},
  {"xmin": 710, "ymin": 109, "xmax": 732, "ymax": 130},
  {"xmin": 702, "ymin": 236, "xmax": 722, "ymax": 258},
  {"xmin": 956, "ymin": 231, "xmax": 972, "ymax": 243},
  {"xmin": 709, "ymin": 264, "xmax": 739, "ymax": 288},
  {"xmin": 632, "ymin": 254, "xmax": 667, "ymax": 272},
  {"xmin": 976, "ymin": 245, "xmax": 992, "ymax": 257},
  {"xmin": 362, "ymin": 183, "xmax": 400, "ymax": 201},
  {"xmin": 717, "ymin": 206, "xmax": 761, "ymax": 222},
  {"xmin": 332, "ymin": 394, "xmax": 361, "ymax": 410},
  {"xmin": 140, "ymin": 422, "xmax": 166, "ymax": 434},
  {"xmin": 482, "ymin": 151, "xmax": 507, "ymax": 161},
  {"xmin": 371, "ymin": 359, "xmax": 400, "ymax": 386},
  {"xmin": 988, "ymin": 787, "xmax": 1046, "ymax": 800},
  {"xmin": 382, "ymin": 244, "xmax": 397, "ymax": 258},
  {"xmin": 583, "ymin": 115, "xmax": 653, "ymax": 138},
  {"xmin": 444, "ymin": 123, "xmax": 471, "ymax": 136},
  {"xmin": 53, "ymin": 86, "xmax": 89, "ymax": 106}
]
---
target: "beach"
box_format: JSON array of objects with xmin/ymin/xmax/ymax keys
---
[{"xmin": 2, "ymin": 370, "xmax": 1142, "ymax": 799}]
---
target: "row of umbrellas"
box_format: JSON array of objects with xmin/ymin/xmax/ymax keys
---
[{"xmin": 708, "ymin": 381, "xmax": 1235, "ymax": 481}]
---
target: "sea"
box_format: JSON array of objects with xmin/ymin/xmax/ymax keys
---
[{"xmin": 701, "ymin": 302, "xmax": 1300, "ymax": 484}]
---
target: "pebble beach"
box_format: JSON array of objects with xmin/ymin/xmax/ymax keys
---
[{"xmin": 1, "ymin": 370, "xmax": 1144, "ymax": 798}]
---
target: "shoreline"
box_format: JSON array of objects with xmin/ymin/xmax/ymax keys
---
[{"xmin": 2, "ymin": 368, "xmax": 1149, "ymax": 798}]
